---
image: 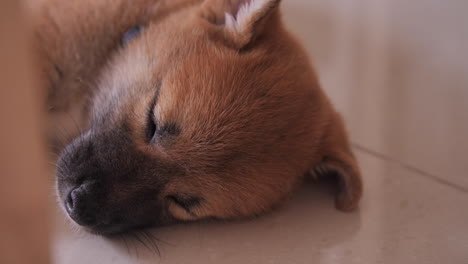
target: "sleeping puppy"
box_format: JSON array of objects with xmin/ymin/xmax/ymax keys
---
[{"xmin": 33, "ymin": 0, "xmax": 363, "ymax": 235}]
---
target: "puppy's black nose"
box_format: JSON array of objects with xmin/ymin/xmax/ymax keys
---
[{"xmin": 65, "ymin": 184, "xmax": 97, "ymax": 226}]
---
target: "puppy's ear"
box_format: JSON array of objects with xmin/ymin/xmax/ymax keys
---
[
  {"xmin": 312, "ymin": 113, "xmax": 363, "ymax": 211},
  {"xmin": 200, "ymin": 0, "xmax": 281, "ymax": 48}
]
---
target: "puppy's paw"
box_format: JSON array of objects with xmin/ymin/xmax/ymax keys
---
[
  {"xmin": 312, "ymin": 155, "xmax": 363, "ymax": 211},
  {"xmin": 312, "ymin": 112, "xmax": 363, "ymax": 212}
]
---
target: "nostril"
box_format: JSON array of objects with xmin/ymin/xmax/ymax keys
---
[
  {"xmin": 64, "ymin": 185, "xmax": 98, "ymax": 226},
  {"xmin": 66, "ymin": 188, "xmax": 81, "ymax": 215},
  {"xmin": 65, "ymin": 188, "xmax": 79, "ymax": 214},
  {"xmin": 65, "ymin": 192, "xmax": 74, "ymax": 214}
]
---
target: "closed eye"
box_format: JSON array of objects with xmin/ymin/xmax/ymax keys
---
[
  {"xmin": 145, "ymin": 97, "xmax": 157, "ymax": 142},
  {"xmin": 145, "ymin": 82, "xmax": 180, "ymax": 143}
]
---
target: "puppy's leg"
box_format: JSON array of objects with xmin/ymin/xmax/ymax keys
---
[{"xmin": 312, "ymin": 112, "xmax": 363, "ymax": 211}]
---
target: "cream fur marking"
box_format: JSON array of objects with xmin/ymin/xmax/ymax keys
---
[{"xmin": 224, "ymin": 0, "xmax": 271, "ymax": 31}]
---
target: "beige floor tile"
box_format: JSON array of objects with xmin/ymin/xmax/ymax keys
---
[
  {"xmin": 283, "ymin": 0, "xmax": 468, "ymax": 189},
  {"xmin": 52, "ymin": 150, "xmax": 468, "ymax": 264}
]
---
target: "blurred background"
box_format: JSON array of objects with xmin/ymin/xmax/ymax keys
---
[
  {"xmin": 0, "ymin": 0, "xmax": 49, "ymax": 264},
  {"xmin": 1, "ymin": 0, "xmax": 467, "ymax": 263}
]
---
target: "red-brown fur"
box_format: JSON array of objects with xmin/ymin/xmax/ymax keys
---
[{"xmin": 32, "ymin": 0, "xmax": 362, "ymax": 229}]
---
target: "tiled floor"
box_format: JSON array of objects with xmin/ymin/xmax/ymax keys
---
[{"xmin": 52, "ymin": 0, "xmax": 468, "ymax": 263}]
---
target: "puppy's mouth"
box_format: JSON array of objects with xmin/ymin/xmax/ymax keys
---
[
  {"xmin": 59, "ymin": 183, "xmax": 166, "ymax": 236},
  {"xmin": 84, "ymin": 222, "xmax": 155, "ymax": 236},
  {"xmin": 64, "ymin": 206, "xmax": 168, "ymax": 236}
]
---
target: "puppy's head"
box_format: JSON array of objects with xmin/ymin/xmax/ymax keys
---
[{"xmin": 57, "ymin": 0, "xmax": 362, "ymax": 235}]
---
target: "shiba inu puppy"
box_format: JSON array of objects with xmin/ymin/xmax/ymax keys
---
[{"xmin": 34, "ymin": 0, "xmax": 363, "ymax": 235}]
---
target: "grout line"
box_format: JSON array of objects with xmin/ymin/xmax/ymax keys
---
[{"xmin": 352, "ymin": 143, "xmax": 468, "ymax": 194}]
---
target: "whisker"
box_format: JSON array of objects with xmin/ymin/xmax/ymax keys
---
[
  {"xmin": 135, "ymin": 231, "xmax": 152, "ymax": 252},
  {"xmin": 129, "ymin": 233, "xmax": 141, "ymax": 259},
  {"xmin": 65, "ymin": 112, "xmax": 83, "ymax": 136},
  {"xmin": 120, "ymin": 235, "xmax": 131, "ymax": 256},
  {"xmin": 52, "ymin": 124, "xmax": 71, "ymax": 150},
  {"xmin": 147, "ymin": 231, "xmax": 173, "ymax": 247},
  {"xmin": 141, "ymin": 231, "xmax": 161, "ymax": 256}
]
